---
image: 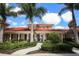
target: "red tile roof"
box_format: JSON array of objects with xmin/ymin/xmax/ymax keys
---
[
  {"xmin": 4, "ymin": 27, "xmax": 68, "ymax": 32},
  {"xmin": 4, "ymin": 26, "xmax": 79, "ymax": 32},
  {"xmin": 5, "ymin": 27, "xmax": 29, "ymax": 32}
]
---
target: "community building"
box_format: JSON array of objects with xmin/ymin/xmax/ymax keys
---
[
  {"xmin": 4, "ymin": 24, "xmax": 55, "ymax": 42},
  {"xmin": 0, "ymin": 24, "xmax": 79, "ymax": 42}
]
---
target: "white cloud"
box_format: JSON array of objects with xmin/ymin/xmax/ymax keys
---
[
  {"xmin": 53, "ymin": 26, "xmax": 69, "ymax": 29},
  {"xmin": 18, "ymin": 25, "xmax": 27, "ymax": 27},
  {"xmin": 6, "ymin": 19, "xmax": 12, "ymax": 23},
  {"xmin": 12, "ymin": 22, "xmax": 17, "ymax": 26},
  {"xmin": 61, "ymin": 11, "xmax": 72, "ymax": 22},
  {"xmin": 8, "ymin": 25, "xmax": 27, "ymax": 28},
  {"xmin": 6, "ymin": 19, "xmax": 17, "ymax": 26},
  {"xmin": 42, "ymin": 13, "xmax": 61, "ymax": 25},
  {"xmin": 10, "ymin": 7, "xmax": 21, "ymax": 12},
  {"xmin": 34, "ymin": 21, "xmax": 39, "ymax": 24},
  {"xmin": 21, "ymin": 22, "xmax": 25, "ymax": 25},
  {"xmin": 18, "ymin": 15, "xmax": 26, "ymax": 17},
  {"xmin": 6, "ymin": 3, "xmax": 9, "ymax": 7},
  {"xmin": 21, "ymin": 21, "xmax": 26, "ymax": 25}
]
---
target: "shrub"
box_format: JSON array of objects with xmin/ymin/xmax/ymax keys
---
[
  {"xmin": 63, "ymin": 38, "xmax": 75, "ymax": 43},
  {"xmin": 16, "ymin": 41, "xmax": 28, "ymax": 48},
  {"xmin": 47, "ymin": 32, "xmax": 61, "ymax": 43},
  {"xmin": 67, "ymin": 42, "xmax": 79, "ymax": 49},
  {"xmin": 41, "ymin": 40, "xmax": 53, "ymax": 51},
  {"xmin": 56, "ymin": 43, "xmax": 73, "ymax": 52},
  {"xmin": 0, "ymin": 41, "xmax": 17, "ymax": 50},
  {"xmin": 41, "ymin": 40, "xmax": 73, "ymax": 53},
  {"xmin": 28, "ymin": 42, "xmax": 37, "ymax": 47},
  {"xmin": 0, "ymin": 41, "xmax": 37, "ymax": 50}
]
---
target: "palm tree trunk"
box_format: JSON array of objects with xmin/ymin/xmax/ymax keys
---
[
  {"xmin": 0, "ymin": 16, "xmax": 7, "ymax": 43},
  {"xmin": 0, "ymin": 27, "xmax": 3, "ymax": 43},
  {"xmin": 71, "ymin": 8, "xmax": 79, "ymax": 44},
  {"xmin": 30, "ymin": 18, "xmax": 34, "ymax": 42}
]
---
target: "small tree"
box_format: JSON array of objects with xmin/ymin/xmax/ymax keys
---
[{"xmin": 47, "ymin": 32, "xmax": 61, "ymax": 43}]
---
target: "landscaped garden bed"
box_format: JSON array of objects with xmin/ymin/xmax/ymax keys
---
[
  {"xmin": 40, "ymin": 32, "xmax": 79, "ymax": 54},
  {"xmin": 0, "ymin": 41, "xmax": 37, "ymax": 54}
]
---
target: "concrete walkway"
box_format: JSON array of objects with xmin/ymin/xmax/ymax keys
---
[
  {"xmin": 0, "ymin": 53, "xmax": 9, "ymax": 56},
  {"xmin": 0, "ymin": 43, "xmax": 79, "ymax": 56},
  {"xmin": 72, "ymin": 47, "xmax": 79, "ymax": 54},
  {"xmin": 11, "ymin": 43, "xmax": 42, "ymax": 56},
  {"xmin": 27, "ymin": 53, "xmax": 79, "ymax": 56}
]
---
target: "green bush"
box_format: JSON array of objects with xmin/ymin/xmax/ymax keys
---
[
  {"xmin": 16, "ymin": 41, "xmax": 28, "ymax": 48},
  {"xmin": 0, "ymin": 41, "xmax": 17, "ymax": 50},
  {"xmin": 67, "ymin": 42, "xmax": 79, "ymax": 49},
  {"xmin": 41, "ymin": 40, "xmax": 53, "ymax": 51},
  {"xmin": 56, "ymin": 43, "xmax": 73, "ymax": 52},
  {"xmin": 47, "ymin": 32, "xmax": 61, "ymax": 43},
  {"xmin": 41, "ymin": 40, "xmax": 73, "ymax": 52},
  {"xmin": 63, "ymin": 38, "xmax": 75, "ymax": 43},
  {"xmin": 28, "ymin": 42, "xmax": 37, "ymax": 47},
  {"xmin": 0, "ymin": 41, "xmax": 37, "ymax": 50}
]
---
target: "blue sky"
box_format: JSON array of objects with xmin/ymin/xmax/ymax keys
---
[{"xmin": 6, "ymin": 3, "xmax": 79, "ymax": 29}]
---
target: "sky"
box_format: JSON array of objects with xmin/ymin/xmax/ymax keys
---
[{"xmin": 6, "ymin": 3, "xmax": 79, "ymax": 29}]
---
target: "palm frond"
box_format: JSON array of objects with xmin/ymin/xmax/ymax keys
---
[
  {"xmin": 74, "ymin": 4, "xmax": 79, "ymax": 10},
  {"xmin": 68, "ymin": 20, "xmax": 76, "ymax": 27},
  {"xmin": 18, "ymin": 3, "xmax": 47, "ymax": 21},
  {"xmin": 35, "ymin": 7, "xmax": 47, "ymax": 19},
  {"xmin": 58, "ymin": 7, "xmax": 68, "ymax": 16}
]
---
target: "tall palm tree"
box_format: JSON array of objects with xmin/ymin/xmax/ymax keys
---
[
  {"xmin": 0, "ymin": 3, "xmax": 17, "ymax": 28},
  {"xmin": 59, "ymin": 3, "xmax": 79, "ymax": 44},
  {"xmin": 18, "ymin": 3, "xmax": 47, "ymax": 42},
  {"xmin": 0, "ymin": 3, "xmax": 17, "ymax": 42}
]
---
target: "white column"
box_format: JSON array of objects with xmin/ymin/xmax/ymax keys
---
[
  {"xmin": 34, "ymin": 34, "xmax": 37, "ymax": 41},
  {"xmin": 27, "ymin": 34, "xmax": 29, "ymax": 41},
  {"xmin": 9, "ymin": 34, "xmax": 12, "ymax": 41},
  {"xmin": 18, "ymin": 34, "xmax": 20, "ymax": 41},
  {"xmin": 0, "ymin": 29, "xmax": 3, "ymax": 42},
  {"xmin": 40, "ymin": 34, "xmax": 42, "ymax": 42}
]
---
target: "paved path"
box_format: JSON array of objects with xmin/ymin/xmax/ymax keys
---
[
  {"xmin": 11, "ymin": 43, "xmax": 43, "ymax": 56},
  {"xmin": 0, "ymin": 43, "xmax": 79, "ymax": 56},
  {"xmin": 0, "ymin": 53, "xmax": 9, "ymax": 56},
  {"xmin": 27, "ymin": 53, "xmax": 79, "ymax": 56},
  {"xmin": 72, "ymin": 47, "xmax": 79, "ymax": 54}
]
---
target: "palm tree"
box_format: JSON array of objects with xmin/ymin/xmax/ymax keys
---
[
  {"xmin": 0, "ymin": 3, "xmax": 17, "ymax": 42},
  {"xmin": 18, "ymin": 3, "xmax": 47, "ymax": 42},
  {"xmin": 59, "ymin": 3, "xmax": 79, "ymax": 44}
]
